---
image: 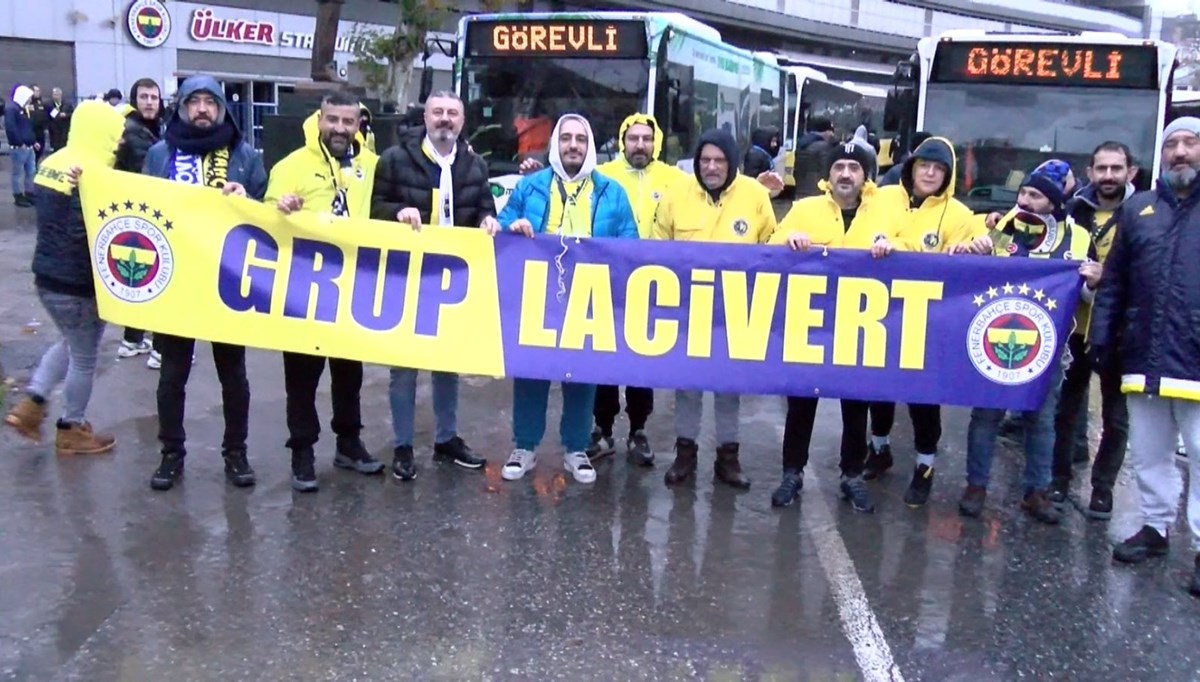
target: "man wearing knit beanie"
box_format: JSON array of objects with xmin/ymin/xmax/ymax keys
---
[{"xmin": 1092, "ymin": 115, "xmax": 1200, "ymax": 597}]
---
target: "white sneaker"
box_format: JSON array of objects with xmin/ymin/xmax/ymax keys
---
[
  {"xmin": 501, "ymin": 449, "xmax": 536, "ymax": 481},
  {"xmin": 118, "ymin": 339, "xmax": 152, "ymax": 358},
  {"xmin": 146, "ymin": 351, "xmax": 162, "ymax": 370},
  {"xmin": 564, "ymin": 451, "xmax": 596, "ymax": 483}
]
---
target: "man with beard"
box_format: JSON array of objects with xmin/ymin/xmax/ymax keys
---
[
  {"xmin": 47, "ymin": 87, "xmax": 73, "ymax": 152},
  {"xmin": 1092, "ymin": 117, "xmax": 1200, "ymax": 596},
  {"xmin": 115, "ymin": 78, "xmax": 166, "ymax": 368},
  {"xmin": 653, "ymin": 128, "xmax": 776, "ymax": 490},
  {"xmin": 27, "ymin": 85, "xmax": 48, "ymax": 160},
  {"xmin": 496, "ymin": 113, "xmax": 638, "ymax": 485},
  {"xmin": 141, "ymin": 75, "xmax": 267, "ymax": 491},
  {"xmin": 1047, "ymin": 143, "xmax": 1136, "ymax": 519},
  {"xmin": 954, "ymin": 161, "xmax": 1095, "ymax": 525},
  {"xmin": 270, "ymin": 90, "xmax": 382, "ymax": 492},
  {"xmin": 371, "ymin": 90, "xmax": 497, "ymax": 482},
  {"xmin": 767, "ymin": 142, "xmax": 897, "ymax": 511}
]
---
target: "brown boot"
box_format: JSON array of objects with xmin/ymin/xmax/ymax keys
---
[
  {"xmin": 55, "ymin": 422, "xmax": 116, "ymax": 455},
  {"xmin": 5, "ymin": 396, "xmax": 46, "ymax": 442},
  {"xmin": 714, "ymin": 442, "xmax": 751, "ymax": 490},
  {"xmin": 664, "ymin": 438, "xmax": 699, "ymax": 486}
]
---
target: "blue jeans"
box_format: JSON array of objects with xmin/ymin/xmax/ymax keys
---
[
  {"xmin": 388, "ymin": 368, "xmax": 458, "ymax": 447},
  {"xmin": 28, "ymin": 289, "xmax": 106, "ymax": 424},
  {"xmin": 10, "ymin": 148, "xmax": 35, "ymax": 195},
  {"xmin": 512, "ymin": 379, "xmax": 596, "ymax": 452},
  {"xmin": 966, "ymin": 361, "xmax": 1065, "ymax": 493}
]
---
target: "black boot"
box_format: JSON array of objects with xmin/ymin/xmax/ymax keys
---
[
  {"xmin": 223, "ymin": 448, "xmax": 256, "ymax": 487},
  {"xmin": 863, "ymin": 442, "xmax": 893, "ymax": 480},
  {"xmin": 714, "ymin": 442, "xmax": 751, "ymax": 490},
  {"xmin": 150, "ymin": 451, "xmax": 185, "ymax": 491},
  {"xmin": 664, "ymin": 438, "xmax": 698, "ymax": 486},
  {"xmin": 291, "ymin": 447, "xmax": 318, "ymax": 492},
  {"xmin": 334, "ymin": 436, "xmax": 383, "ymax": 474}
]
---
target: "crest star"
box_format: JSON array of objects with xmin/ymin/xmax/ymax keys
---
[
  {"xmin": 1018, "ymin": 283, "xmax": 1031, "ymax": 295},
  {"xmin": 163, "ymin": 220, "xmax": 174, "ymax": 231},
  {"xmin": 138, "ymin": 203, "xmax": 149, "ymax": 213},
  {"xmin": 152, "ymin": 209, "xmax": 162, "ymax": 220},
  {"xmin": 1002, "ymin": 282, "xmax": 1015, "ymax": 294},
  {"xmin": 987, "ymin": 286, "xmax": 999, "ymax": 298},
  {"xmin": 973, "ymin": 294, "xmax": 985, "ymax": 307},
  {"xmin": 123, "ymin": 200, "xmax": 134, "ymax": 210},
  {"xmin": 109, "ymin": 202, "xmax": 119, "ymax": 212},
  {"xmin": 1034, "ymin": 289, "xmax": 1045, "ymax": 301},
  {"xmin": 1047, "ymin": 299, "xmax": 1057, "ymax": 311},
  {"xmin": 97, "ymin": 209, "xmax": 108, "ymax": 219}
]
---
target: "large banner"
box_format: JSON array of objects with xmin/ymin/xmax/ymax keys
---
[{"xmin": 81, "ymin": 168, "xmax": 1083, "ymax": 410}]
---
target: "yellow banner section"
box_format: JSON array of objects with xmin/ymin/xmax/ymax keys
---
[{"xmin": 80, "ymin": 168, "xmax": 506, "ymax": 377}]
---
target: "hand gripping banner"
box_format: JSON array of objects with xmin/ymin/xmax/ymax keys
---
[{"xmin": 81, "ymin": 168, "xmax": 1083, "ymax": 410}]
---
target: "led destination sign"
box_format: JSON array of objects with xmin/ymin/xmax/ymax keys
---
[
  {"xmin": 466, "ymin": 19, "xmax": 648, "ymax": 58},
  {"xmin": 931, "ymin": 42, "xmax": 1158, "ymax": 89}
]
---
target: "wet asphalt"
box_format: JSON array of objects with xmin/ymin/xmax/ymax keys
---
[{"xmin": 0, "ymin": 167, "xmax": 1198, "ymax": 681}]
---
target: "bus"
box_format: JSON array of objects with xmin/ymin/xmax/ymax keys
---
[
  {"xmin": 780, "ymin": 65, "xmax": 877, "ymax": 195},
  {"xmin": 1170, "ymin": 89, "xmax": 1200, "ymax": 121},
  {"xmin": 454, "ymin": 11, "xmax": 786, "ymax": 210},
  {"xmin": 884, "ymin": 31, "xmax": 1177, "ymax": 214}
]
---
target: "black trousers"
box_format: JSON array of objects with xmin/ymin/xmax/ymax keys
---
[
  {"xmin": 123, "ymin": 326, "xmax": 161, "ymax": 350},
  {"xmin": 782, "ymin": 397, "xmax": 870, "ymax": 477},
  {"xmin": 157, "ymin": 334, "xmax": 249, "ymax": 455},
  {"xmin": 282, "ymin": 352, "xmax": 363, "ymax": 450},
  {"xmin": 869, "ymin": 402, "xmax": 942, "ymax": 454},
  {"xmin": 1052, "ymin": 334, "xmax": 1128, "ymax": 491},
  {"xmin": 594, "ymin": 385, "xmax": 654, "ymax": 434}
]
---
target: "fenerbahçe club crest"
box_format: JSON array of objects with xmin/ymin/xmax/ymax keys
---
[
  {"xmin": 93, "ymin": 201, "xmax": 175, "ymax": 304},
  {"xmin": 966, "ymin": 282, "xmax": 1058, "ymax": 386}
]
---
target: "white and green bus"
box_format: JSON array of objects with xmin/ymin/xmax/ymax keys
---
[{"xmin": 454, "ymin": 11, "xmax": 786, "ymax": 210}]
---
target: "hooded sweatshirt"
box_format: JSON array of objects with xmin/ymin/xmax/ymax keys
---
[
  {"xmin": 653, "ymin": 128, "xmax": 776, "ymax": 244},
  {"xmin": 5, "ymin": 85, "xmax": 37, "ymax": 147},
  {"xmin": 596, "ymin": 113, "xmax": 686, "ymax": 238},
  {"xmin": 877, "ymin": 136, "xmax": 982, "ymax": 253},
  {"xmin": 32, "ymin": 101, "xmax": 126, "ymax": 296},
  {"xmin": 545, "ymin": 113, "xmax": 600, "ymax": 236},
  {"xmin": 267, "ymin": 110, "xmax": 379, "ymax": 218},
  {"xmin": 743, "ymin": 126, "xmax": 779, "ymax": 179}
]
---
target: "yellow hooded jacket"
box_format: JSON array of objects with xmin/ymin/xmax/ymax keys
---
[
  {"xmin": 596, "ymin": 113, "xmax": 686, "ymax": 238},
  {"xmin": 875, "ymin": 137, "xmax": 984, "ymax": 253},
  {"xmin": 266, "ymin": 111, "xmax": 379, "ymax": 218},
  {"xmin": 769, "ymin": 180, "xmax": 896, "ymax": 249},
  {"xmin": 35, "ymin": 100, "xmax": 125, "ymax": 194}
]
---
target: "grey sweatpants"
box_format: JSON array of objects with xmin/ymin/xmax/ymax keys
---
[
  {"xmin": 674, "ymin": 390, "xmax": 740, "ymax": 444},
  {"xmin": 1127, "ymin": 393, "xmax": 1200, "ymax": 551}
]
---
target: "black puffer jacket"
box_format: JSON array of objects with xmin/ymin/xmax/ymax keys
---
[
  {"xmin": 115, "ymin": 114, "xmax": 162, "ymax": 173},
  {"xmin": 32, "ymin": 184, "xmax": 92, "ymax": 297},
  {"xmin": 1090, "ymin": 182, "xmax": 1200, "ymax": 396},
  {"xmin": 370, "ymin": 128, "xmax": 495, "ymax": 227}
]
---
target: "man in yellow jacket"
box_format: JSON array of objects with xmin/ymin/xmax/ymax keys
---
[
  {"xmin": 862, "ymin": 136, "xmax": 985, "ymax": 508},
  {"xmin": 267, "ymin": 90, "xmax": 382, "ymax": 492},
  {"xmin": 653, "ymin": 128, "xmax": 776, "ymax": 490},
  {"xmin": 767, "ymin": 142, "xmax": 898, "ymax": 511},
  {"xmin": 584, "ymin": 113, "xmax": 688, "ymax": 466}
]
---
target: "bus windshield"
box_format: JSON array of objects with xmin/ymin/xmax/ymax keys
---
[
  {"xmin": 923, "ymin": 82, "xmax": 1158, "ymax": 212},
  {"xmin": 461, "ymin": 56, "xmax": 650, "ymax": 176}
]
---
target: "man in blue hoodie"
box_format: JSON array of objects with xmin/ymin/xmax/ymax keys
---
[
  {"xmin": 5, "ymin": 85, "xmax": 39, "ymax": 207},
  {"xmin": 141, "ymin": 75, "xmax": 267, "ymax": 492}
]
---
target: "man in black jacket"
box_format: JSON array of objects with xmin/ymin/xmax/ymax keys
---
[
  {"xmin": 28, "ymin": 85, "xmax": 49, "ymax": 160},
  {"xmin": 370, "ymin": 90, "xmax": 498, "ymax": 481},
  {"xmin": 47, "ymin": 87, "xmax": 72, "ymax": 152},
  {"xmin": 1092, "ymin": 117, "xmax": 1200, "ymax": 597},
  {"xmin": 114, "ymin": 78, "xmax": 166, "ymax": 367}
]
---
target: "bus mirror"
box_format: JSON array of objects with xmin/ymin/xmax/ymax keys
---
[
  {"xmin": 419, "ymin": 68, "xmax": 434, "ymax": 104},
  {"xmin": 883, "ymin": 90, "xmax": 900, "ymax": 131}
]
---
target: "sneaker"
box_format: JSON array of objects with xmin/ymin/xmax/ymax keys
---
[
  {"xmin": 586, "ymin": 427, "xmax": 615, "ymax": 462},
  {"xmin": 433, "ymin": 436, "xmax": 486, "ymax": 470},
  {"xmin": 1178, "ymin": 436, "xmax": 1188, "ymax": 459},
  {"xmin": 55, "ymin": 421, "xmax": 116, "ymax": 455},
  {"xmin": 1113, "ymin": 525, "xmax": 1169, "ymax": 564},
  {"xmin": 1047, "ymin": 478, "xmax": 1069, "ymax": 510},
  {"xmin": 1190, "ymin": 554, "xmax": 1200, "ymax": 597},
  {"xmin": 958, "ymin": 485, "xmax": 987, "ymax": 518},
  {"xmin": 626, "ymin": 430, "xmax": 655, "ymax": 467},
  {"xmin": 146, "ymin": 351, "xmax": 162, "ymax": 370},
  {"xmin": 5, "ymin": 396, "xmax": 46, "ymax": 442},
  {"xmin": 117, "ymin": 339, "xmax": 152, "ymax": 358},
  {"xmin": 13, "ymin": 193, "xmax": 31, "ymax": 207},
  {"xmin": 291, "ymin": 447, "xmax": 318, "ymax": 493},
  {"xmin": 392, "ymin": 446, "xmax": 416, "ymax": 481},
  {"xmin": 564, "ymin": 450, "xmax": 596, "ymax": 483},
  {"xmin": 771, "ymin": 469, "xmax": 804, "ymax": 508},
  {"xmin": 903, "ymin": 464, "xmax": 935, "ymax": 508},
  {"xmin": 223, "ymin": 449, "xmax": 256, "ymax": 487},
  {"xmin": 150, "ymin": 451, "xmax": 185, "ymax": 491},
  {"xmin": 1085, "ymin": 488, "xmax": 1113, "ymax": 520},
  {"xmin": 334, "ymin": 437, "xmax": 384, "ymax": 474},
  {"xmin": 1021, "ymin": 490, "xmax": 1062, "ymax": 525},
  {"xmin": 839, "ymin": 475, "xmax": 875, "ymax": 513},
  {"xmin": 501, "ymin": 448, "xmax": 536, "ymax": 481},
  {"xmin": 863, "ymin": 442, "xmax": 893, "ymax": 480}
]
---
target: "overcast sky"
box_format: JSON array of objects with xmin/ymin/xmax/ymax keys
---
[{"xmin": 1155, "ymin": 0, "xmax": 1198, "ymax": 16}]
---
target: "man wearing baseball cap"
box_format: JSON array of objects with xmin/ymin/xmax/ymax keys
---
[
  {"xmin": 1091, "ymin": 116, "xmax": 1200, "ymax": 596},
  {"xmin": 766, "ymin": 141, "xmax": 898, "ymax": 512}
]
